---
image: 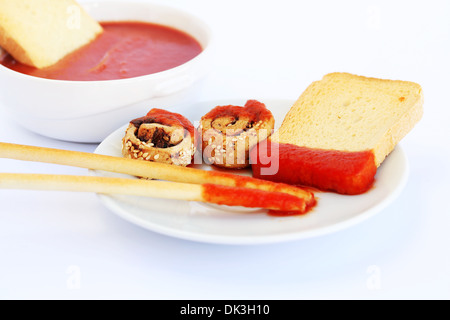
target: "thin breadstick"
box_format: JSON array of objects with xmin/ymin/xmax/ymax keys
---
[
  {"xmin": 0, "ymin": 173, "xmax": 307, "ymax": 212},
  {"xmin": 0, "ymin": 142, "xmax": 314, "ymax": 205}
]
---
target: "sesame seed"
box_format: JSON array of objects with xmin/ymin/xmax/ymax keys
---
[{"xmin": 154, "ymin": 154, "xmax": 160, "ymax": 160}]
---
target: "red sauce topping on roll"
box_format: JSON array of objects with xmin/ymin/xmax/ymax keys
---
[
  {"xmin": 131, "ymin": 108, "xmax": 196, "ymax": 137},
  {"xmin": 250, "ymin": 141, "xmax": 377, "ymax": 195},
  {"xmin": 1, "ymin": 22, "xmax": 202, "ymax": 81},
  {"xmin": 204, "ymin": 100, "xmax": 274, "ymax": 124}
]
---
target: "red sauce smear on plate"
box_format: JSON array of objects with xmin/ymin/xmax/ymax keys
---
[
  {"xmin": 267, "ymin": 196, "xmax": 317, "ymax": 217},
  {"xmin": 202, "ymin": 184, "xmax": 309, "ymax": 213},
  {"xmin": 0, "ymin": 21, "xmax": 203, "ymax": 81},
  {"xmin": 250, "ymin": 141, "xmax": 377, "ymax": 195},
  {"xmin": 202, "ymin": 171, "xmax": 314, "ymax": 201}
]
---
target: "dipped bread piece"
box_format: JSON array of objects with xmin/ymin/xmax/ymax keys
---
[
  {"xmin": 123, "ymin": 109, "xmax": 196, "ymax": 166},
  {"xmin": 0, "ymin": 0, "xmax": 103, "ymax": 69},
  {"xmin": 200, "ymin": 100, "xmax": 275, "ymax": 169},
  {"xmin": 251, "ymin": 73, "xmax": 424, "ymax": 194}
]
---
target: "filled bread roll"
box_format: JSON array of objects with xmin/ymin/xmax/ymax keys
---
[
  {"xmin": 200, "ymin": 100, "xmax": 275, "ymax": 169},
  {"xmin": 122, "ymin": 109, "xmax": 196, "ymax": 166}
]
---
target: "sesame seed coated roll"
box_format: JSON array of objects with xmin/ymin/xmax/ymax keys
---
[
  {"xmin": 122, "ymin": 109, "xmax": 197, "ymax": 166},
  {"xmin": 200, "ymin": 100, "xmax": 275, "ymax": 169}
]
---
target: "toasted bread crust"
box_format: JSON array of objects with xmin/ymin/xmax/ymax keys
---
[{"xmin": 372, "ymin": 88, "xmax": 423, "ymax": 166}]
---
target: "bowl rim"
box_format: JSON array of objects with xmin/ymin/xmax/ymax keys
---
[{"xmin": 0, "ymin": 0, "xmax": 213, "ymax": 85}]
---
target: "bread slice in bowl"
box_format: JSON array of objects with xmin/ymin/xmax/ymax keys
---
[{"xmin": 0, "ymin": 0, "xmax": 103, "ymax": 69}]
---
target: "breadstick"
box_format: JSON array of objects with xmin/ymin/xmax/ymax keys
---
[
  {"xmin": 0, "ymin": 173, "xmax": 308, "ymax": 212},
  {"xmin": 0, "ymin": 142, "xmax": 314, "ymax": 205}
]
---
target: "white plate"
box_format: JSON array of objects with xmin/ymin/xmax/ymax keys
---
[{"xmin": 93, "ymin": 99, "xmax": 409, "ymax": 245}]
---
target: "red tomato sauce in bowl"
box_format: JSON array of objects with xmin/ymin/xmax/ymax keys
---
[{"xmin": 0, "ymin": 21, "xmax": 203, "ymax": 81}]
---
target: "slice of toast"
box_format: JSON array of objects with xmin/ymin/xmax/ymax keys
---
[
  {"xmin": 274, "ymin": 73, "xmax": 424, "ymax": 166},
  {"xmin": 251, "ymin": 73, "xmax": 423, "ymax": 194},
  {"xmin": 0, "ymin": 0, "xmax": 103, "ymax": 69}
]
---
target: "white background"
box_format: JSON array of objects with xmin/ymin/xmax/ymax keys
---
[{"xmin": 0, "ymin": 0, "xmax": 449, "ymax": 299}]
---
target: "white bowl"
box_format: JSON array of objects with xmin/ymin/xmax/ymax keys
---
[{"xmin": 0, "ymin": 1, "xmax": 213, "ymax": 142}]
